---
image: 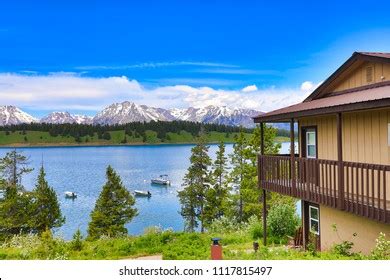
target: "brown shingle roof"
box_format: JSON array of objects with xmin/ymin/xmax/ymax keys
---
[
  {"xmin": 357, "ymin": 52, "xmax": 390, "ymax": 59},
  {"xmin": 254, "ymin": 82, "xmax": 390, "ymax": 122}
]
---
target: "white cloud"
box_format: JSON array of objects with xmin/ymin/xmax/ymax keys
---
[
  {"xmin": 0, "ymin": 73, "xmax": 313, "ymax": 113},
  {"xmin": 241, "ymin": 85, "xmax": 258, "ymax": 92},
  {"xmin": 300, "ymin": 80, "xmax": 322, "ymax": 92},
  {"xmin": 76, "ymin": 61, "xmax": 238, "ymax": 70}
]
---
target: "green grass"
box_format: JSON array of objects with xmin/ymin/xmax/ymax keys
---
[
  {"xmin": 0, "ymin": 229, "xmax": 374, "ymax": 260},
  {"xmin": 0, "ymin": 130, "xmax": 254, "ymax": 146},
  {"xmin": 274, "ymin": 136, "xmax": 290, "ymax": 143}
]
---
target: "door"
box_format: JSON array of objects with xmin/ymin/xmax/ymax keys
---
[
  {"xmin": 300, "ymin": 127, "xmax": 319, "ymax": 186},
  {"xmin": 303, "ymin": 202, "xmax": 321, "ymax": 251}
]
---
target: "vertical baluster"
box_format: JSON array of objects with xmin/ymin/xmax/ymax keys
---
[
  {"xmin": 332, "ymin": 164, "xmax": 336, "ymax": 207},
  {"xmin": 360, "ymin": 164, "xmax": 364, "ymax": 216},
  {"xmin": 355, "ymin": 165, "xmax": 360, "ymax": 214},
  {"xmin": 343, "ymin": 165, "xmax": 350, "ymax": 211},
  {"xmin": 383, "ymin": 167, "xmax": 387, "ymax": 223},
  {"xmin": 377, "ymin": 168, "xmax": 381, "ymax": 221},
  {"xmin": 366, "ymin": 166, "xmax": 369, "ymax": 217},
  {"xmin": 371, "ymin": 167, "xmax": 375, "ymax": 219}
]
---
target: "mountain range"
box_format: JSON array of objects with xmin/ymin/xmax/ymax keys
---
[{"xmin": 0, "ymin": 102, "xmax": 262, "ymax": 128}]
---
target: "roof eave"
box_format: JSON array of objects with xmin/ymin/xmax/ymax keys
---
[{"xmin": 254, "ymin": 98, "xmax": 390, "ymax": 123}]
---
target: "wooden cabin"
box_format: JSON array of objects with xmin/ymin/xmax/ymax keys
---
[{"xmin": 254, "ymin": 52, "xmax": 390, "ymax": 254}]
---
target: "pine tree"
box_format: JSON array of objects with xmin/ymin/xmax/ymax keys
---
[
  {"xmin": 31, "ymin": 166, "xmax": 65, "ymax": 233},
  {"xmin": 87, "ymin": 166, "xmax": 137, "ymax": 239},
  {"xmin": 0, "ymin": 150, "xmax": 33, "ymax": 187},
  {"xmin": 228, "ymin": 125, "xmax": 281, "ymax": 222},
  {"xmin": 178, "ymin": 131, "xmax": 211, "ymax": 232},
  {"xmin": 229, "ymin": 129, "xmax": 247, "ymax": 222},
  {"xmin": 203, "ymin": 141, "xmax": 229, "ymax": 227},
  {"xmin": 0, "ymin": 184, "xmax": 34, "ymax": 237}
]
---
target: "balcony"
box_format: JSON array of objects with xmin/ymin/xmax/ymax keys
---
[{"xmin": 258, "ymin": 154, "xmax": 390, "ymax": 223}]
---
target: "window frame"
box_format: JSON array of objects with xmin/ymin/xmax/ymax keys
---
[
  {"xmin": 309, "ymin": 205, "xmax": 320, "ymax": 235},
  {"xmin": 305, "ymin": 129, "xmax": 317, "ymax": 159}
]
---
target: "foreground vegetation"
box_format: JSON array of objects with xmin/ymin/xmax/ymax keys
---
[{"xmin": 0, "ymin": 225, "xmax": 388, "ymax": 260}]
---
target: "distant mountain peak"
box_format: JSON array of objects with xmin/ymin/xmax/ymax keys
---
[
  {"xmin": 40, "ymin": 111, "xmax": 93, "ymax": 124},
  {"xmin": 0, "ymin": 105, "xmax": 38, "ymax": 126},
  {"xmin": 0, "ymin": 102, "xmax": 263, "ymax": 128}
]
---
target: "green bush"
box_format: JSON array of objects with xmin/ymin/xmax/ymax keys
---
[
  {"xmin": 267, "ymin": 203, "xmax": 299, "ymax": 238},
  {"xmin": 247, "ymin": 216, "xmax": 263, "ymax": 241},
  {"xmin": 371, "ymin": 232, "xmax": 390, "ymax": 260}
]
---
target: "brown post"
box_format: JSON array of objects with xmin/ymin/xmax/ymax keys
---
[
  {"xmin": 337, "ymin": 113, "xmax": 344, "ymax": 210},
  {"xmin": 260, "ymin": 122, "xmax": 267, "ymax": 246},
  {"xmin": 290, "ymin": 119, "xmax": 296, "ymax": 196}
]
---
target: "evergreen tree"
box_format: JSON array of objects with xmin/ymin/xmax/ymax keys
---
[
  {"xmin": 229, "ymin": 129, "xmax": 247, "ymax": 222},
  {"xmin": 0, "ymin": 150, "xmax": 33, "ymax": 187},
  {"xmin": 178, "ymin": 131, "xmax": 212, "ymax": 232},
  {"xmin": 228, "ymin": 125, "xmax": 281, "ymax": 222},
  {"xmin": 203, "ymin": 141, "xmax": 229, "ymax": 227},
  {"xmin": 31, "ymin": 166, "xmax": 65, "ymax": 233},
  {"xmin": 0, "ymin": 184, "xmax": 34, "ymax": 237},
  {"xmin": 87, "ymin": 166, "xmax": 137, "ymax": 239}
]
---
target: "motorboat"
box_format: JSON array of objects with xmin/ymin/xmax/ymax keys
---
[
  {"xmin": 134, "ymin": 190, "xmax": 151, "ymax": 197},
  {"xmin": 65, "ymin": 191, "xmax": 77, "ymax": 199},
  {"xmin": 151, "ymin": 174, "xmax": 171, "ymax": 185}
]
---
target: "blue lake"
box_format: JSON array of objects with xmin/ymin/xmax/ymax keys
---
[{"xmin": 0, "ymin": 142, "xmax": 291, "ymax": 239}]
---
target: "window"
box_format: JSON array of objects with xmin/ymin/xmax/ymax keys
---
[
  {"xmin": 388, "ymin": 123, "xmax": 390, "ymax": 146},
  {"xmin": 309, "ymin": 206, "xmax": 320, "ymax": 235},
  {"xmin": 306, "ymin": 130, "xmax": 316, "ymax": 158}
]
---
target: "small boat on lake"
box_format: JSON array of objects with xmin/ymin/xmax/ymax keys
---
[
  {"xmin": 151, "ymin": 174, "xmax": 171, "ymax": 185},
  {"xmin": 134, "ymin": 190, "xmax": 151, "ymax": 197},
  {"xmin": 64, "ymin": 191, "xmax": 77, "ymax": 199}
]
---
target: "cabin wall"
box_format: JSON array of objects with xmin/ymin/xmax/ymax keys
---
[
  {"xmin": 299, "ymin": 108, "xmax": 390, "ymax": 164},
  {"xmin": 320, "ymin": 205, "xmax": 390, "ymax": 254},
  {"xmin": 331, "ymin": 61, "xmax": 390, "ymax": 92},
  {"xmin": 299, "ymin": 108, "xmax": 390, "ymax": 199}
]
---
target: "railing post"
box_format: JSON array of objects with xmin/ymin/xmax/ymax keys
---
[
  {"xmin": 290, "ymin": 118, "xmax": 296, "ymax": 196},
  {"xmin": 260, "ymin": 122, "xmax": 267, "ymax": 246},
  {"xmin": 337, "ymin": 113, "xmax": 345, "ymax": 210}
]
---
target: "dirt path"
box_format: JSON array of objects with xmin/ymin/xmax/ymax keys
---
[{"xmin": 127, "ymin": 254, "xmax": 163, "ymax": 260}]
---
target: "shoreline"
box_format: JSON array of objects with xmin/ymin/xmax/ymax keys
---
[{"xmin": 0, "ymin": 141, "xmax": 237, "ymax": 148}]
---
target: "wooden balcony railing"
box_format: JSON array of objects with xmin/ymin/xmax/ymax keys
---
[{"xmin": 258, "ymin": 155, "xmax": 390, "ymax": 223}]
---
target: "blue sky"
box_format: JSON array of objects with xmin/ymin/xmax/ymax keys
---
[{"xmin": 1, "ymin": 0, "xmax": 390, "ymax": 117}]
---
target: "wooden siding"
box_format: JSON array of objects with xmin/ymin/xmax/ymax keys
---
[
  {"xmin": 330, "ymin": 62, "xmax": 390, "ymax": 92},
  {"xmin": 298, "ymin": 108, "xmax": 390, "ymax": 211}
]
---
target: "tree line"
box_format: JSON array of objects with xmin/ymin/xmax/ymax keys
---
[
  {"xmin": 0, "ymin": 150, "xmax": 137, "ymax": 240},
  {"xmin": 178, "ymin": 125, "xmax": 286, "ymax": 232},
  {"xmin": 0, "ymin": 121, "xmax": 253, "ymax": 140}
]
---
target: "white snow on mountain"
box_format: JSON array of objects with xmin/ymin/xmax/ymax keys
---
[
  {"xmin": 0, "ymin": 106, "xmax": 38, "ymax": 126},
  {"xmin": 1, "ymin": 102, "xmax": 263, "ymax": 128}
]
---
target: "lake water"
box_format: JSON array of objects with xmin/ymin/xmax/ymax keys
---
[{"xmin": 0, "ymin": 142, "xmax": 291, "ymax": 239}]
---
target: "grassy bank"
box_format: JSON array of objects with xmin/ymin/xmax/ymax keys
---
[
  {"xmin": 0, "ymin": 228, "xmax": 381, "ymax": 260},
  {"xmin": 0, "ymin": 130, "xmax": 253, "ymax": 147}
]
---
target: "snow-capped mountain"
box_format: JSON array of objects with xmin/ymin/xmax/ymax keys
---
[
  {"xmin": 171, "ymin": 106, "xmax": 261, "ymax": 127},
  {"xmin": 93, "ymin": 101, "xmax": 175, "ymax": 125},
  {"xmin": 0, "ymin": 106, "xmax": 38, "ymax": 126},
  {"xmin": 40, "ymin": 112, "xmax": 93, "ymax": 124},
  {"xmin": 1, "ymin": 102, "xmax": 263, "ymax": 128}
]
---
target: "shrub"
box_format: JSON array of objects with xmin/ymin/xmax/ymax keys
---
[
  {"xmin": 207, "ymin": 216, "xmax": 243, "ymax": 234},
  {"xmin": 267, "ymin": 203, "xmax": 299, "ymax": 238},
  {"xmin": 332, "ymin": 240, "xmax": 354, "ymax": 256},
  {"xmin": 371, "ymin": 232, "xmax": 390, "ymax": 260},
  {"xmin": 247, "ymin": 215, "xmax": 263, "ymax": 241},
  {"xmin": 71, "ymin": 229, "xmax": 84, "ymax": 251}
]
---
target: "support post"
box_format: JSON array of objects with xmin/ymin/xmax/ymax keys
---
[
  {"xmin": 260, "ymin": 122, "xmax": 267, "ymax": 246},
  {"xmin": 290, "ymin": 119, "xmax": 296, "ymax": 196},
  {"xmin": 337, "ymin": 113, "xmax": 344, "ymax": 210}
]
